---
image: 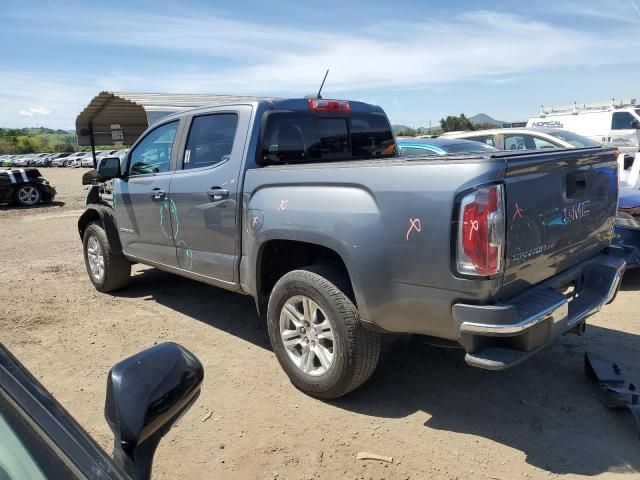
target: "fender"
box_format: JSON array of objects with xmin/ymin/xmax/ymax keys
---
[{"xmin": 78, "ymin": 204, "xmax": 124, "ymax": 254}]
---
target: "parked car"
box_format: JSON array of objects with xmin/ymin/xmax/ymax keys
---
[
  {"xmin": 51, "ymin": 152, "xmax": 73, "ymax": 167},
  {"xmin": 396, "ymin": 137, "xmax": 500, "ymax": 156},
  {"xmin": 79, "ymin": 97, "xmax": 623, "ymax": 399},
  {"xmin": 3, "ymin": 155, "xmax": 18, "ymax": 167},
  {"xmin": 41, "ymin": 152, "xmax": 60, "ymax": 167},
  {"xmin": 442, "ymin": 127, "xmax": 602, "ymax": 151},
  {"xmin": 12, "ymin": 155, "xmax": 36, "ymax": 167},
  {"xmin": 65, "ymin": 152, "xmax": 90, "ymax": 167},
  {"xmin": 0, "ymin": 341, "xmax": 203, "ymax": 480},
  {"xmin": 0, "ymin": 168, "xmax": 57, "ymax": 206}
]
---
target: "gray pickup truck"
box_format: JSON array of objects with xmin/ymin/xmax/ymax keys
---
[{"xmin": 79, "ymin": 97, "xmax": 625, "ymax": 398}]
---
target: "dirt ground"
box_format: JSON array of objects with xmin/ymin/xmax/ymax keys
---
[{"xmin": 1, "ymin": 167, "xmax": 640, "ymax": 480}]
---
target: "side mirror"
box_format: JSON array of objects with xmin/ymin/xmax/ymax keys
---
[
  {"xmin": 105, "ymin": 342, "xmax": 204, "ymax": 480},
  {"xmin": 631, "ymin": 120, "xmax": 640, "ymax": 129},
  {"xmin": 97, "ymin": 156, "xmax": 122, "ymax": 179}
]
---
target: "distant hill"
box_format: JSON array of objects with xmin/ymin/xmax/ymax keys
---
[
  {"xmin": 469, "ymin": 113, "xmax": 506, "ymax": 127},
  {"xmin": 392, "ymin": 124, "xmax": 411, "ymax": 134}
]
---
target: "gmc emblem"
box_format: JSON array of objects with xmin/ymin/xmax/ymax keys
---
[{"xmin": 563, "ymin": 200, "xmax": 591, "ymax": 223}]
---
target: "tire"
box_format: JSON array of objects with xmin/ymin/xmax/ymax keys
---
[
  {"xmin": 82, "ymin": 222, "xmax": 131, "ymax": 292},
  {"xmin": 14, "ymin": 184, "xmax": 41, "ymax": 206},
  {"xmin": 267, "ymin": 265, "xmax": 381, "ymax": 399}
]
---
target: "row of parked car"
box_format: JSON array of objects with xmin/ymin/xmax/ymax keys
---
[{"xmin": 0, "ymin": 149, "xmax": 129, "ymax": 169}]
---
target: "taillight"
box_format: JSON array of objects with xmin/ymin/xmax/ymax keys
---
[
  {"xmin": 308, "ymin": 99, "xmax": 350, "ymax": 112},
  {"xmin": 457, "ymin": 184, "xmax": 505, "ymax": 276}
]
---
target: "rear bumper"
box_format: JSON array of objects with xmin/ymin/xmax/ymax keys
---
[
  {"xmin": 39, "ymin": 183, "xmax": 56, "ymax": 202},
  {"xmin": 452, "ymin": 248, "xmax": 626, "ymax": 370}
]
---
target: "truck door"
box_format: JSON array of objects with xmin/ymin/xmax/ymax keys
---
[
  {"xmin": 113, "ymin": 119, "xmax": 181, "ymax": 267},
  {"xmin": 168, "ymin": 106, "xmax": 252, "ymax": 284},
  {"xmin": 610, "ymin": 111, "xmax": 640, "ymax": 154}
]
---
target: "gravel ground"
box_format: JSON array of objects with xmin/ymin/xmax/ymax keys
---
[{"xmin": 1, "ymin": 167, "xmax": 640, "ymax": 480}]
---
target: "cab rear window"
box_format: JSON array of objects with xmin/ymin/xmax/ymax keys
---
[{"xmin": 260, "ymin": 112, "xmax": 395, "ymax": 165}]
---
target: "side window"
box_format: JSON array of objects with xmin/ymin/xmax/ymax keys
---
[
  {"xmin": 466, "ymin": 135, "xmax": 496, "ymax": 147},
  {"xmin": 183, "ymin": 114, "xmax": 238, "ymax": 170},
  {"xmin": 532, "ymin": 137, "xmax": 558, "ymax": 149},
  {"xmin": 612, "ymin": 112, "xmax": 638, "ymax": 130},
  {"xmin": 504, "ymin": 135, "xmax": 527, "ymax": 150},
  {"xmin": 128, "ymin": 121, "xmax": 179, "ymax": 176}
]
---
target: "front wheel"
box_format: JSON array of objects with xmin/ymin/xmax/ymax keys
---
[
  {"xmin": 14, "ymin": 184, "xmax": 41, "ymax": 206},
  {"xmin": 82, "ymin": 222, "xmax": 131, "ymax": 292},
  {"xmin": 267, "ymin": 265, "xmax": 381, "ymax": 399}
]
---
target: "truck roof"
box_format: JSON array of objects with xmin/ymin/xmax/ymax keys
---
[{"xmin": 158, "ymin": 98, "xmax": 386, "ymax": 122}]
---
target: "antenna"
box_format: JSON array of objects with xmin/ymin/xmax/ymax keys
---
[{"xmin": 317, "ymin": 69, "xmax": 329, "ymax": 99}]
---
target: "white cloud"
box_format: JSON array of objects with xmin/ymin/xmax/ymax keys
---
[
  {"xmin": 2, "ymin": 7, "xmax": 640, "ymax": 127},
  {"xmin": 50, "ymin": 9, "xmax": 640, "ymax": 94},
  {"xmin": 18, "ymin": 106, "xmax": 51, "ymax": 116},
  {"xmin": 551, "ymin": 0, "xmax": 640, "ymax": 24},
  {"xmin": 0, "ymin": 67, "xmax": 94, "ymax": 127}
]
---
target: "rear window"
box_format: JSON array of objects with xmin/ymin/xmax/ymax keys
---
[
  {"xmin": 260, "ymin": 112, "xmax": 395, "ymax": 165},
  {"xmin": 547, "ymin": 130, "xmax": 601, "ymax": 148}
]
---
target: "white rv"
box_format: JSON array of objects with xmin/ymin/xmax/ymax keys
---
[{"xmin": 527, "ymin": 99, "xmax": 640, "ymax": 156}]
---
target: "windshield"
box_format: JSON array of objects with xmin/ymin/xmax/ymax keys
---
[
  {"xmin": 548, "ymin": 130, "xmax": 601, "ymax": 148},
  {"xmin": 261, "ymin": 112, "xmax": 395, "ymax": 165}
]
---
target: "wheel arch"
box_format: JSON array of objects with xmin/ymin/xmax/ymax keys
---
[
  {"xmin": 254, "ymin": 237, "xmax": 360, "ymax": 316},
  {"xmin": 78, "ymin": 205, "xmax": 124, "ymax": 254}
]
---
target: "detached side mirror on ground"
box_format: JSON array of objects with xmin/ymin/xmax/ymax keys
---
[
  {"xmin": 0, "ymin": 342, "xmax": 204, "ymax": 479},
  {"xmin": 105, "ymin": 342, "xmax": 204, "ymax": 480},
  {"xmin": 98, "ymin": 157, "xmax": 122, "ymax": 179}
]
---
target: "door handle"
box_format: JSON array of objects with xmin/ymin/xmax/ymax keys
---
[
  {"xmin": 207, "ymin": 188, "xmax": 229, "ymax": 202},
  {"xmin": 151, "ymin": 188, "xmax": 165, "ymax": 201}
]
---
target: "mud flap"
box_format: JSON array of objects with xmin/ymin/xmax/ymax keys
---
[{"xmin": 584, "ymin": 352, "xmax": 640, "ymax": 435}]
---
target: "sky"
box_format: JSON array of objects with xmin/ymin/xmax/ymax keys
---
[{"xmin": 2, "ymin": 0, "xmax": 640, "ymax": 129}]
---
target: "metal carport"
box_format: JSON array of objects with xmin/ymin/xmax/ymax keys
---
[{"xmin": 75, "ymin": 91, "xmax": 268, "ymax": 165}]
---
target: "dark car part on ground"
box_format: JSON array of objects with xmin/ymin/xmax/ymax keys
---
[
  {"xmin": 584, "ymin": 351, "xmax": 640, "ymax": 434},
  {"xmin": 0, "ymin": 168, "xmax": 56, "ymax": 206},
  {"xmin": 0, "ymin": 342, "xmax": 204, "ymax": 480}
]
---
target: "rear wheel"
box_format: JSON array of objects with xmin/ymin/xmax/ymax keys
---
[
  {"xmin": 82, "ymin": 222, "xmax": 131, "ymax": 292},
  {"xmin": 267, "ymin": 265, "xmax": 381, "ymax": 399},
  {"xmin": 14, "ymin": 184, "xmax": 41, "ymax": 206}
]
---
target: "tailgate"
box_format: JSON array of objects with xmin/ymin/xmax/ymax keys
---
[{"xmin": 500, "ymin": 148, "xmax": 618, "ymax": 299}]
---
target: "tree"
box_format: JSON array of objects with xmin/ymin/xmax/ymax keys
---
[
  {"xmin": 473, "ymin": 122, "xmax": 498, "ymax": 131},
  {"xmin": 439, "ymin": 113, "xmax": 474, "ymax": 133},
  {"xmin": 396, "ymin": 127, "xmax": 420, "ymax": 137},
  {"xmin": 53, "ymin": 142, "xmax": 75, "ymax": 152}
]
